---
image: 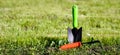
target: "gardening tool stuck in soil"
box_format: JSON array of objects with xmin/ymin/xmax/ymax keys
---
[{"xmin": 59, "ymin": 5, "xmax": 100, "ymax": 50}]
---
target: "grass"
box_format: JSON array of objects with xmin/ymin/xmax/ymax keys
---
[{"xmin": 0, "ymin": 0, "xmax": 120, "ymax": 55}]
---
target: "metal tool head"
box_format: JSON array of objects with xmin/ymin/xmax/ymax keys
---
[
  {"xmin": 67, "ymin": 27, "xmax": 82, "ymax": 43},
  {"xmin": 67, "ymin": 27, "xmax": 74, "ymax": 43}
]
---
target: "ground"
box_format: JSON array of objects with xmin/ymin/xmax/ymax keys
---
[{"xmin": 0, "ymin": 0, "xmax": 120, "ymax": 55}]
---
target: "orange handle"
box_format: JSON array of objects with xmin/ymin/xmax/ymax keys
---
[{"xmin": 59, "ymin": 42, "xmax": 82, "ymax": 50}]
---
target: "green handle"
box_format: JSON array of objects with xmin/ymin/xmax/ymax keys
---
[{"xmin": 72, "ymin": 5, "xmax": 78, "ymax": 28}]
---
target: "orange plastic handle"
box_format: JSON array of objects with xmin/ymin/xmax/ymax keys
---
[{"xmin": 59, "ymin": 42, "xmax": 82, "ymax": 50}]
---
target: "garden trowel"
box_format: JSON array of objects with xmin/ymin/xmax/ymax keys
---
[
  {"xmin": 59, "ymin": 5, "xmax": 82, "ymax": 50},
  {"xmin": 68, "ymin": 5, "xmax": 82, "ymax": 43}
]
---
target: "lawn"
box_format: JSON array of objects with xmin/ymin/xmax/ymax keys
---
[{"xmin": 0, "ymin": 0, "xmax": 120, "ymax": 55}]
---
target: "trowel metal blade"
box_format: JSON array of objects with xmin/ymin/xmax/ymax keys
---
[
  {"xmin": 67, "ymin": 27, "xmax": 74, "ymax": 43},
  {"xmin": 75, "ymin": 27, "xmax": 82, "ymax": 42}
]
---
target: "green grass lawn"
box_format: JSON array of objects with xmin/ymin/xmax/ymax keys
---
[{"xmin": 0, "ymin": 0, "xmax": 120, "ymax": 55}]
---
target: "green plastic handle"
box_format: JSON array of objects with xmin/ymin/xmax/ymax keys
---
[{"xmin": 72, "ymin": 5, "xmax": 78, "ymax": 28}]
